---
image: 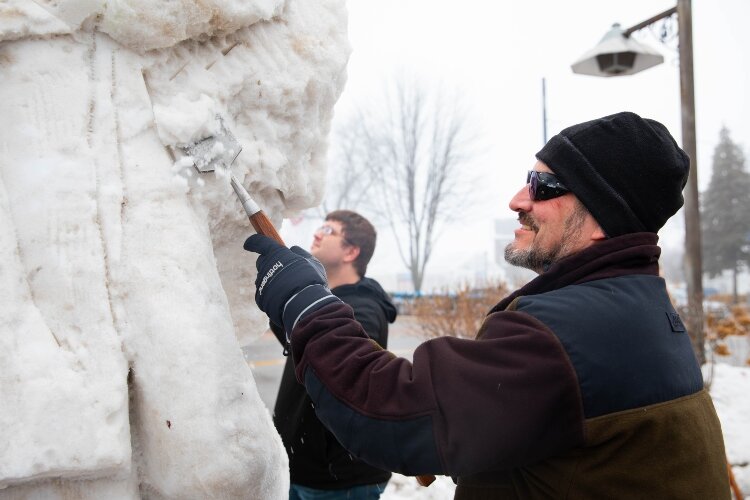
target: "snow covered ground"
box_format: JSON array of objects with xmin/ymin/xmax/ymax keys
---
[{"xmin": 710, "ymin": 360, "xmax": 750, "ymax": 499}]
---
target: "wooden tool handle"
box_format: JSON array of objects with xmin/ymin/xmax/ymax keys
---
[
  {"xmin": 728, "ymin": 458, "xmax": 744, "ymax": 500},
  {"xmin": 249, "ymin": 210, "xmax": 285, "ymax": 246},
  {"xmin": 416, "ymin": 474, "xmax": 436, "ymax": 487}
]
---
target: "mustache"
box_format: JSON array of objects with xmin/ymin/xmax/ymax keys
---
[{"xmin": 518, "ymin": 212, "xmax": 539, "ymax": 231}]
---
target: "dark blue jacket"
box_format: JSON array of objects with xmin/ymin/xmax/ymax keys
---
[{"xmin": 290, "ymin": 234, "xmax": 730, "ymax": 499}]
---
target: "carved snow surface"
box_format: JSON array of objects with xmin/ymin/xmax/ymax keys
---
[
  {"xmin": 0, "ymin": 0, "xmax": 285, "ymax": 51},
  {"xmin": 0, "ymin": 0, "xmax": 349, "ymax": 498}
]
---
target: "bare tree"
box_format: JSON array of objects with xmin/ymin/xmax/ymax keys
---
[
  {"xmin": 332, "ymin": 78, "xmax": 478, "ymax": 293},
  {"xmin": 316, "ymin": 115, "xmax": 377, "ymax": 216}
]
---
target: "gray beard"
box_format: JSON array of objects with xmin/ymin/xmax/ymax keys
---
[
  {"xmin": 504, "ymin": 242, "xmax": 553, "ymax": 273},
  {"xmin": 504, "ymin": 204, "xmax": 588, "ymax": 273}
]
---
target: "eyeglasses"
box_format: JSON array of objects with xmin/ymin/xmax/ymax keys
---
[
  {"xmin": 527, "ymin": 171, "xmax": 570, "ymax": 201},
  {"xmin": 315, "ymin": 225, "xmax": 340, "ymax": 236},
  {"xmin": 315, "ymin": 224, "xmax": 354, "ymax": 246}
]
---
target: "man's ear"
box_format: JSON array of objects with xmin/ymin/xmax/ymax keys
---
[
  {"xmin": 583, "ymin": 213, "xmax": 607, "ymax": 242},
  {"xmin": 342, "ymin": 244, "xmax": 361, "ymax": 264},
  {"xmin": 591, "ymin": 224, "xmax": 607, "ymax": 241}
]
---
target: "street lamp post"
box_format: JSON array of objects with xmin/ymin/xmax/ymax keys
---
[{"xmin": 571, "ymin": 0, "xmax": 705, "ymax": 363}]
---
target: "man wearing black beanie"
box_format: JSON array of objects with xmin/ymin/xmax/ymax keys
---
[
  {"xmin": 243, "ymin": 112, "xmax": 731, "ymax": 499},
  {"xmin": 536, "ymin": 111, "xmax": 690, "ymax": 237},
  {"xmin": 505, "ymin": 111, "xmax": 690, "ymax": 273}
]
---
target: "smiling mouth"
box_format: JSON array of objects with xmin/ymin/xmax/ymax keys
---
[{"xmin": 518, "ymin": 214, "xmax": 538, "ymax": 232}]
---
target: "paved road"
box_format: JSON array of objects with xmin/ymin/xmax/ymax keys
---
[{"xmin": 242, "ymin": 316, "xmax": 427, "ymax": 410}]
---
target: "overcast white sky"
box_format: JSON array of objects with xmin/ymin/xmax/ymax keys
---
[{"xmin": 283, "ymin": 0, "xmax": 750, "ymax": 291}]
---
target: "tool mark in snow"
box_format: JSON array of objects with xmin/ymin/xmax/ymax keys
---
[
  {"xmin": 86, "ymin": 31, "xmax": 97, "ymax": 146},
  {"xmin": 109, "ymin": 49, "xmax": 131, "ymax": 347},
  {"xmin": 0, "ymin": 163, "xmax": 61, "ymax": 348},
  {"xmin": 87, "ymin": 33, "xmax": 124, "ymax": 358},
  {"xmin": 204, "ymin": 40, "xmax": 240, "ymax": 70}
]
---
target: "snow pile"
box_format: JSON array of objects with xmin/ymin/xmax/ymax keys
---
[
  {"xmin": 709, "ymin": 362, "xmax": 750, "ymax": 497},
  {"xmin": 0, "ymin": 0, "xmax": 349, "ymax": 498},
  {"xmin": 382, "ymin": 474, "xmax": 456, "ymax": 500}
]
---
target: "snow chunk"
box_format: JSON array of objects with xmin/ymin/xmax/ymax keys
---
[
  {"xmin": 100, "ymin": 0, "xmax": 286, "ymax": 51},
  {"xmin": 152, "ymin": 94, "xmax": 222, "ymax": 145},
  {"xmin": 1, "ymin": 1, "xmax": 285, "ymax": 51},
  {"xmin": 0, "ymin": 1, "xmax": 76, "ymax": 41}
]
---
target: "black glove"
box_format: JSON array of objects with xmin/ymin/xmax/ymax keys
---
[{"xmin": 243, "ymin": 234, "xmax": 341, "ymax": 341}]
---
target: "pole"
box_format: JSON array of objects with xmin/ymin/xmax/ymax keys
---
[
  {"xmin": 677, "ymin": 0, "xmax": 705, "ymax": 363},
  {"xmin": 541, "ymin": 77, "xmax": 548, "ymax": 145}
]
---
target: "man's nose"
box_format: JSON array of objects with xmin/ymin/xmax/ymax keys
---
[{"xmin": 509, "ymin": 184, "xmax": 532, "ymax": 212}]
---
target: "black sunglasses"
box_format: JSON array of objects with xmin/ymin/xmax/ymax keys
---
[{"xmin": 527, "ymin": 171, "xmax": 570, "ymax": 201}]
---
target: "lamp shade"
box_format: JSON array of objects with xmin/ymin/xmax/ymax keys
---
[{"xmin": 571, "ymin": 23, "xmax": 664, "ymax": 77}]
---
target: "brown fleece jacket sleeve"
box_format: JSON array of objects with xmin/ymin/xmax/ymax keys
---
[{"xmin": 290, "ymin": 302, "xmax": 585, "ymax": 477}]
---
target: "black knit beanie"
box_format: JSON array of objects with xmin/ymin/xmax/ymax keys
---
[{"xmin": 535, "ymin": 111, "xmax": 689, "ymax": 237}]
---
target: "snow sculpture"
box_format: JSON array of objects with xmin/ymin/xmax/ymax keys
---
[{"xmin": 0, "ymin": 0, "xmax": 349, "ymax": 498}]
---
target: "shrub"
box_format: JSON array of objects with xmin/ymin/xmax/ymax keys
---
[
  {"xmin": 706, "ymin": 305, "xmax": 749, "ymax": 358},
  {"xmin": 413, "ymin": 281, "xmax": 509, "ymax": 339}
]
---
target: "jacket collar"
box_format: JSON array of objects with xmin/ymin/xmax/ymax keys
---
[{"xmin": 492, "ymin": 232, "xmax": 661, "ymax": 313}]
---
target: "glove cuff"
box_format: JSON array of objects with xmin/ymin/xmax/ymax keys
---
[{"xmin": 282, "ymin": 284, "xmax": 341, "ymax": 341}]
